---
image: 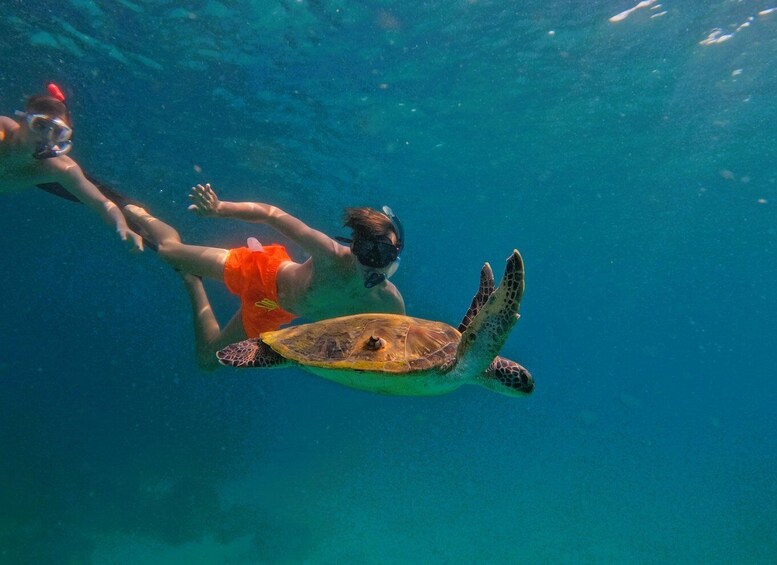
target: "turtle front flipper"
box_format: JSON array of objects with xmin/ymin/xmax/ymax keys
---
[
  {"xmin": 217, "ymin": 339, "xmax": 291, "ymax": 369},
  {"xmin": 458, "ymin": 262, "xmax": 495, "ymax": 332},
  {"xmin": 455, "ymin": 250, "xmax": 525, "ymax": 376},
  {"xmin": 478, "ymin": 356, "xmax": 534, "ymax": 396}
]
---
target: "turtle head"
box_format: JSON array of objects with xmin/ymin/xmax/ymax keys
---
[{"xmin": 478, "ymin": 356, "xmax": 534, "ymax": 396}]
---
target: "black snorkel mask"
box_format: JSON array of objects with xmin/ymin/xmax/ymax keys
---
[{"xmin": 337, "ymin": 205, "xmax": 405, "ymax": 288}]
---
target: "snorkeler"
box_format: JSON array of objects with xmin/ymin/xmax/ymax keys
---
[
  {"xmin": 124, "ymin": 183, "xmax": 405, "ymax": 369},
  {"xmin": 0, "ymin": 83, "xmax": 144, "ymax": 252}
]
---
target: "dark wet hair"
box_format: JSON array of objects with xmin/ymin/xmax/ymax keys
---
[
  {"xmin": 343, "ymin": 207, "xmax": 397, "ymax": 242},
  {"xmin": 25, "ymin": 95, "xmax": 71, "ymax": 125}
]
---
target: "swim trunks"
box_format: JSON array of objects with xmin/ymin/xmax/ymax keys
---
[{"xmin": 223, "ymin": 244, "xmax": 298, "ymax": 337}]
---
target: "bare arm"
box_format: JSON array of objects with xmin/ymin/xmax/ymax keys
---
[
  {"xmin": 188, "ymin": 183, "xmax": 339, "ymax": 259},
  {"xmin": 57, "ymin": 162, "xmax": 144, "ymax": 252}
]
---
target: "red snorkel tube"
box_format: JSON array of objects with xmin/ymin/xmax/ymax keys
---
[{"xmin": 48, "ymin": 83, "xmax": 66, "ymax": 102}]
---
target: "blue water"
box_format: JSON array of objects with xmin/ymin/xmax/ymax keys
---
[{"xmin": 2, "ymin": 1, "xmax": 776, "ymax": 563}]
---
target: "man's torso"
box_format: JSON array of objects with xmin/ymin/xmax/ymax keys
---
[{"xmin": 278, "ymin": 257, "xmax": 399, "ymax": 320}]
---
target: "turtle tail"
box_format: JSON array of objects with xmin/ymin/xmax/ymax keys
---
[{"xmin": 217, "ymin": 339, "xmax": 290, "ymax": 369}]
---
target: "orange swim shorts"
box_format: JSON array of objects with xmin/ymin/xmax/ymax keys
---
[{"xmin": 223, "ymin": 244, "xmax": 298, "ymax": 338}]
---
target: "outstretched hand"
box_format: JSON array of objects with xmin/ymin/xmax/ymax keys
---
[{"xmin": 188, "ymin": 183, "xmax": 222, "ymax": 217}]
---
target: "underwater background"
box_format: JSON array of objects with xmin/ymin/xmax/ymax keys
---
[{"xmin": 1, "ymin": 0, "xmax": 776, "ymax": 563}]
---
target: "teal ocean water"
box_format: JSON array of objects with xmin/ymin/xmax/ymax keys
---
[{"xmin": 2, "ymin": 1, "xmax": 776, "ymax": 563}]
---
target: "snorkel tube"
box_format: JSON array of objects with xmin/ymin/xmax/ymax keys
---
[
  {"xmin": 47, "ymin": 83, "xmax": 65, "ymax": 102},
  {"xmin": 33, "ymin": 139, "xmax": 72, "ymax": 159},
  {"xmin": 381, "ymin": 205, "xmax": 404, "ymax": 253},
  {"xmin": 363, "ymin": 270, "xmax": 387, "ymax": 289}
]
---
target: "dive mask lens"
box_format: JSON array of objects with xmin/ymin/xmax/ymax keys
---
[
  {"xmin": 352, "ymin": 238, "xmax": 399, "ymax": 268},
  {"xmin": 27, "ymin": 114, "xmax": 72, "ymax": 143}
]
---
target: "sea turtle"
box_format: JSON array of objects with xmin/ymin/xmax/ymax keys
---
[{"xmin": 217, "ymin": 250, "xmax": 533, "ymax": 397}]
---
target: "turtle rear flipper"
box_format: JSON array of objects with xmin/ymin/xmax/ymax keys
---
[{"xmin": 217, "ymin": 339, "xmax": 290, "ymax": 369}]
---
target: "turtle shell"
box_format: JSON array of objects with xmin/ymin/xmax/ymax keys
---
[{"xmin": 261, "ymin": 313, "xmax": 461, "ymax": 374}]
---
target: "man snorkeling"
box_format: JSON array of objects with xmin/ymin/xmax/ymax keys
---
[
  {"xmin": 0, "ymin": 84, "xmax": 144, "ymax": 252},
  {"xmin": 124, "ymin": 183, "xmax": 405, "ymax": 369}
]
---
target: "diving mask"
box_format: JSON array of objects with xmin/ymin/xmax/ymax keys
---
[
  {"xmin": 26, "ymin": 114, "xmax": 72, "ymax": 143},
  {"xmin": 336, "ymin": 205, "xmax": 405, "ymax": 288},
  {"xmin": 16, "ymin": 111, "xmax": 73, "ymax": 159}
]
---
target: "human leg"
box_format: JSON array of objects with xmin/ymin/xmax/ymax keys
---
[
  {"xmin": 180, "ymin": 273, "xmax": 247, "ymax": 370},
  {"xmin": 124, "ymin": 205, "xmax": 228, "ymax": 279}
]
